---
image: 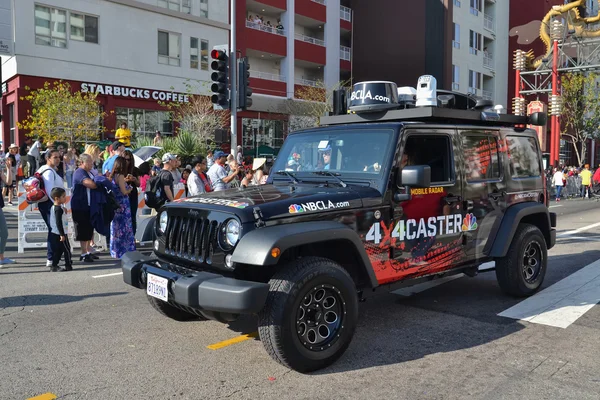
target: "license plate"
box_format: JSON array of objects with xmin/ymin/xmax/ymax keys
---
[{"xmin": 147, "ymin": 274, "xmax": 168, "ymax": 302}]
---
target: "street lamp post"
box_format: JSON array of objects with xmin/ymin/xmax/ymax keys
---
[{"xmin": 550, "ymin": 19, "xmax": 564, "ymax": 168}]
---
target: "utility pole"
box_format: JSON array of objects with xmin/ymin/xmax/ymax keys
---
[{"xmin": 230, "ymin": 0, "xmax": 237, "ymax": 155}]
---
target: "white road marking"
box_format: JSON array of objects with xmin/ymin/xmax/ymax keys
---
[
  {"xmin": 558, "ymin": 222, "xmax": 600, "ymax": 237},
  {"xmin": 549, "ymin": 205, "xmax": 563, "ymax": 208},
  {"xmin": 558, "ymin": 236, "xmax": 600, "ymax": 242},
  {"xmin": 393, "ymin": 262, "xmax": 496, "ymax": 296},
  {"xmin": 92, "ymin": 272, "xmax": 123, "ymax": 278},
  {"xmin": 498, "ymin": 259, "xmax": 600, "ymax": 328}
]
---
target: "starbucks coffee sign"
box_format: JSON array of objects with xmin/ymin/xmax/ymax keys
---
[{"xmin": 80, "ymin": 83, "xmax": 190, "ymax": 103}]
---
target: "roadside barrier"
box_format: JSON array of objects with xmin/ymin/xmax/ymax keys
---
[{"xmin": 17, "ymin": 182, "xmax": 187, "ymax": 253}]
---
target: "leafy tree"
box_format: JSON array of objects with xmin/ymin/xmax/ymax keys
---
[
  {"xmin": 18, "ymin": 81, "xmax": 106, "ymax": 145},
  {"xmin": 161, "ymin": 80, "xmax": 229, "ymax": 155},
  {"xmin": 560, "ymin": 72, "xmax": 600, "ymax": 166},
  {"xmin": 283, "ymin": 80, "xmax": 350, "ymax": 132}
]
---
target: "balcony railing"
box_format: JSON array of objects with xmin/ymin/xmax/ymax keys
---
[
  {"xmin": 340, "ymin": 5, "xmax": 351, "ymax": 21},
  {"xmin": 484, "ymin": 14, "xmax": 495, "ymax": 32},
  {"xmin": 296, "ymin": 78, "xmax": 320, "ymax": 87},
  {"xmin": 311, "ymin": 0, "xmax": 325, "ymax": 4},
  {"xmin": 340, "ymin": 45, "xmax": 351, "ymax": 61},
  {"xmin": 250, "ymin": 70, "xmax": 286, "ymax": 82},
  {"xmin": 295, "ymin": 33, "xmax": 325, "ymax": 46},
  {"xmin": 482, "ymin": 90, "xmax": 493, "ymax": 100},
  {"xmin": 246, "ymin": 20, "xmax": 285, "ymax": 36},
  {"xmin": 483, "ymin": 54, "xmax": 493, "ymax": 69}
]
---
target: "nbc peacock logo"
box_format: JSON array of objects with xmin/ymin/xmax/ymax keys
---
[
  {"xmin": 289, "ymin": 204, "xmax": 305, "ymax": 214},
  {"xmin": 462, "ymin": 213, "xmax": 478, "ymax": 231}
]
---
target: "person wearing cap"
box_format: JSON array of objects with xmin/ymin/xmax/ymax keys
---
[
  {"xmin": 115, "ymin": 122, "xmax": 132, "ymax": 148},
  {"xmin": 159, "ymin": 153, "xmax": 178, "ymax": 202},
  {"xmin": 102, "ymin": 141, "xmax": 126, "ymax": 176},
  {"xmin": 317, "ymin": 145, "xmax": 332, "ymax": 170},
  {"xmin": 207, "ymin": 150, "xmax": 240, "ymax": 191}
]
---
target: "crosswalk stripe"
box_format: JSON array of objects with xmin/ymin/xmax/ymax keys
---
[{"xmin": 498, "ymin": 259, "xmax": 600, "ymax": 328}]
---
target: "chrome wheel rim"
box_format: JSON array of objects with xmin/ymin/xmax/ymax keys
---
[{"xmin": 523, "ymin": 241, "xmax": 543, "ymax": 284}]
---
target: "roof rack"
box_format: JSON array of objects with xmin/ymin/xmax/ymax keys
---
[
  {"xmin": 321, "ymin": 106, "xmax": 532, "ymax": 127},
  {"xmin": 325, "ymin": 76, "xmax": 547, "ymax": 128}
]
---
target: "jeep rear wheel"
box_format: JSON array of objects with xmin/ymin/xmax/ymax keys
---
[
  {"xmin": 258, "ymin": 257, "xmax": 358, "ymax": 373},
  {"xmin": 147, "ymin": 295, "xmax": 199, "ymax": 321},
  {"xmin": 495, "ymin": 223, "xmax": 547, "ymax": 297}
]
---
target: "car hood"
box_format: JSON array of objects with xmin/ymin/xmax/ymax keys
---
[{"xmin": 168, "ymin": 183, "xmax": 382, "ymax": 223}]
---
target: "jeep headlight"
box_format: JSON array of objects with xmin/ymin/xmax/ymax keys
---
[
  {"xmin": 224, "ymin": 219, "xmax": 241, "ymax": 247},
  {"xmin": 158, "ymin": 212, "xmax": 168, "ymax": 234}
]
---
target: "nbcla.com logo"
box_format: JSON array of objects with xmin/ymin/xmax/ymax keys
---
[
  {"xmin": 289, "ymin": 204, "xmax": 304, "ymax": 213},
  {"xmin": 462, "ymin": 213, "xmax": 478, "ymax": 231}
]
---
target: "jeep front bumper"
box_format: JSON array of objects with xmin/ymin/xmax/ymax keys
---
[{"xmin": 121, "ymin": 251, "xmax": 269, "ymax": 314}]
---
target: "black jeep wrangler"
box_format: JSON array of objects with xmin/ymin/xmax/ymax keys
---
[{"xmin": 122, "ymin": 79, "xmax": 556, "ymax": 372}]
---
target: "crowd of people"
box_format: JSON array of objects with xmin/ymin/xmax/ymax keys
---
[
  {"xmin": 549, "ymin": 163, "xmax": 600, "ymax": 201},
  {"xmin": 0, "ymin": 134, "xmax": 272, "ymax": 271}
]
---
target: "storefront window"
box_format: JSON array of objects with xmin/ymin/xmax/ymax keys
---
[
  {"xmin": 115, "ymin": 107, "xmax": 173, "ymax": 137},
  {"xmin": 242, "ymin": 118, "xmax": 285, "ymax": 157}
]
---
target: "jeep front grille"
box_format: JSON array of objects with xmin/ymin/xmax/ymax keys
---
[{"xmin": 164, "ymin": 215, "xmax": 220, "ymax": 264}]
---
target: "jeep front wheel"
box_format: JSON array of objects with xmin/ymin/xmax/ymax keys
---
[
  {"xmin": 495, "ymin": 223, "xmax": 547, "ymax": 297},
  {"xmin": 258, "ymin": 257, "xmax": 358, "ymax": 373}
]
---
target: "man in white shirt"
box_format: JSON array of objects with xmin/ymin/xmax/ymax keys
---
[
  {"xmin": 37, "ymin": 149, "xmax": 65, "ymax": 267},
  {"xmin": 26, "ymin": 138, "xmax": 42, "ymax": 177},
  {"xmin": 207, "ymin": 151, "xmax": 239, "ymax": 191}
]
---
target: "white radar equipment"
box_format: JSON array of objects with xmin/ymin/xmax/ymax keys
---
[{"xmin": 415, "ymin": 75, "xmax": 438, "ymax": 107}]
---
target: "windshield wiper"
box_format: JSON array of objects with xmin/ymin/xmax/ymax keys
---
[
  {"xmin": 311, "ymin": 171, "xmax": 347, "ymax": 187},
  {"xmin": 275, "ymin": 170, "xmax": 300, "ymax": 184}
]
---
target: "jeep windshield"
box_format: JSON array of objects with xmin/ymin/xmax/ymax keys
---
[{"xmin": 271, "ymin": 128, "xmax": 396, "ymax": 183}]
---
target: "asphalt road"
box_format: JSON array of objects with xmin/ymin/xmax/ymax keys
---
[{"xmin": 2, "ymin": 199, "xmax": 600, "ymax": 400}]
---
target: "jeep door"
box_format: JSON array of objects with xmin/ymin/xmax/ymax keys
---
[
  {"xmin": 364, "ymin": 128, "xmax": 466, "ymax": 285},
  {"xmin": 460, "ymin": 130, "xmax": 506, "ymax": 260}
]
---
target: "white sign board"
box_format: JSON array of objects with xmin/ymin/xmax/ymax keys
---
[{"xmin": 0, "ymin": 0, "xmax": 13, "ymax": 56}]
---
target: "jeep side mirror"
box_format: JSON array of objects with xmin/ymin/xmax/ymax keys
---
[
  {"xmin": 397, "ymin": 165, "xmax": 431, "ymax": 188},
  {"xmin": 529, "ymin": 112, "xmax": 547, "ymax": 126}
]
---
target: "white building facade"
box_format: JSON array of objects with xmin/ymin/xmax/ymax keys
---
[
  {"xmin": 1, "ymin": 0, "xmax": 229, "ymax": 146},
  {"xmin": 451, "ymin": 0, "xmax": 509, "ymax": 108}
]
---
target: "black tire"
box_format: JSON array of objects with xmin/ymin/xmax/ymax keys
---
[
  {"xmin": 495, "ymin": 223, "xmax": 547, "ymax": 297},
  {"xmin": 147, "ymin": 295, "xmax": 198, "ymax": 321},
  {"xmin": 258, "ymin": 257, "xmax": 358, "ymax": 373}
]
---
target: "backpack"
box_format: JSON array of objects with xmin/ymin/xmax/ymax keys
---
[
  {"xmin": 144, "ymin": 171, "xmax": 169, "ymax": 210},
  {"xmin": 23, "ymin": 167, "xmax": 54, "ymax": 203}
]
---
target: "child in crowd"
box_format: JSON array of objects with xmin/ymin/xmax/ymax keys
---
[{"xmin": 49, "ymin": 187, "xmax": 72, "ymax": 272}]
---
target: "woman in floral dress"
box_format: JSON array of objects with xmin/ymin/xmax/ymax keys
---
[{"xmin": 109, "ymin": 157, "xmax": 136, "ymax": 259}]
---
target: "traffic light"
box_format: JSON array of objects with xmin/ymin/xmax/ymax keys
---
[
  {"xmin": 210, "ymin": 47, "xmax": 229, "ymax": 109},
  {"xmin": 238, "ymin": 57, "xmax": 252, "ymax": 110}
]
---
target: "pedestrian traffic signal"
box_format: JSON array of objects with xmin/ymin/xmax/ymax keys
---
[
  {"xmin": 238, "ymin": 57, "xmax": 252, "ymax": 110},
  {"xmin": 210, "ymin": 47, "xmax": 230, "ymax": 109}
]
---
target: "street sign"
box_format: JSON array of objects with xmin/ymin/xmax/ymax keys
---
[
  {"xmin": 527, "ymin": 101, "xmax": 547, "ymax": 152},
  {"xmin": 0, "ymin": 0, "xmax": 13, "ymax": 56}
]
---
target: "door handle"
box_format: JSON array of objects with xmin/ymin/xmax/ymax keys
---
[
  {"xmin": 443, "ymin": 195, "xmax": 462, "ymax": 204},
  {"xmin": 489, "ymin": 191, "xmax": 505, "ymax": 200},
  {"xmin": 464, "ymin": 200, "xmax": 474, "ymax": 211}
]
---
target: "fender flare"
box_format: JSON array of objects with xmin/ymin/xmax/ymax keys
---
[
  {"xmin": 231, "ymin": 221, "xmax": 379, "ymax": 288},
  {"xmin": 486, "ymin": 202, "xmax": 552, "ymax": 257}
]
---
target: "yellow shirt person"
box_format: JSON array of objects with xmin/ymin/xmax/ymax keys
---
[
  {"xmin": 581, "ymin": 165, "xmax": 592, "ymax": 186},
  {"xmin": 115, "ymin": 123, "xmax": 132, "ymax": 147}
]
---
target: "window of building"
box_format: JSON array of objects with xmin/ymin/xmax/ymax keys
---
[
  {"xmin": 115, "ymin": 108, "xmax": 173, "ymax": 137},
  {"xmin": 470, "ymin": 0, "xmax": 481, "ymax": 15},
  {"xmin": 190, "ymin": 37, "xmax": 199, "ymax": 69},
  {"xmin": 183, "ymin": 0, "xmax": 192, "ymax": 14},
  {"xmin": 158, "ymin": 0, "xmax": 181, "ymax": 11},
  {"xmin": 506, "ymin": 136, "xmax": 541, "ymax": 178},
  {"xmin": 8, "ymin": 103, "xmax": 15, "ymax": 145},
  {"xmin": 404, "ymin": 135, "xmax": 454, "ymax": 184},
  {"xmin": 158, "ymin": 30, "xmax": 181, "ymax": 66},
  {"xmin": 454, "ymin": 0, "xmax": 461, "ymax": 7},
  {"xmin": 463, "ymin": 135, "xmax": 501, "ymax": 182},
  {"xmin": 453, "ymin": 23, "xmax": 460, "ymax": 48},
  {"xmin": 200, "ymin": 39, "xmax": 209, "ymax": 70},
  {"xmin": 469, "ymin": 30, "xmax": 482, "ymax": 54},
  {"xmin": 452, "ymin": 65, "xmax": 460, "ymax": 90},
  {"xmin": 70, "ymin": 13, "xmax": 99, "ymax": 43},
  {"xmin": 35, "ymin": 5, "xmax": 67, "ymax": 48},
  {"xmin": 242, "ymin": 118, "xmax": 286, "ymax": 156},
  {"xmin": 468, "ymin": 70, "xmax": 481, "ymax": 91},
  {"xmin": 200, "ymin": 0, "xmax": 209, "ymax": 18}
]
